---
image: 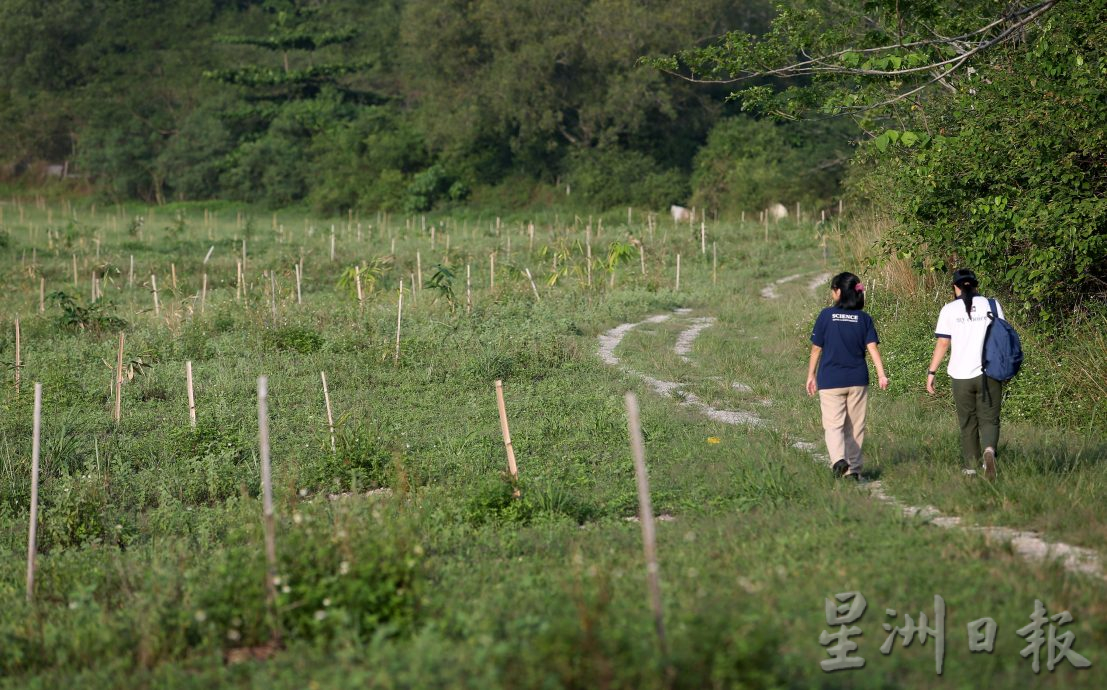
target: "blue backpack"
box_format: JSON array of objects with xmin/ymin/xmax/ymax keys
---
[{"xmin": 982, "ymin": 298, "xmax": 1023, "ymax": 382}]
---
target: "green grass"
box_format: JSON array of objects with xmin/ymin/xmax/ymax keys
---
[{"xmin": 0, "ymin": 201, "xmax": 1104, "ymax": 687}]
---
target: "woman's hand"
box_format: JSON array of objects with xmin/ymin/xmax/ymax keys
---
[
  {"xmin": 926, "ymin": 373, "xmax": 936, "ymax": 395},
  {"xmin": 806, "ymin": 376, "xmax": 818, "ymax": 397},
  {"xmin": 878, "ymin": 375, "xmax": 889, "ymax": 390}
]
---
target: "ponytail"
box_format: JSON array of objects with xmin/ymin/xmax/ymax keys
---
[
  {"xmin": 950, "ymin": 268, "xmax": 980, "ymax": 316},
  {"xmin": 958, "ymin": 281, "xmax": 977, "ymax": 315}
]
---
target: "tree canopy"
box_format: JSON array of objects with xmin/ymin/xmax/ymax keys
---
[
  {"xmin": 3, "ymin": 0, "xmax": 859, "ymax": 214},
  {"xmin": 657, "ymin": 0, "xmax": 1107, "ymax": 318}
]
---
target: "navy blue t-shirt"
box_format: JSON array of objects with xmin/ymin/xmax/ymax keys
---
[{"xmin": 811, "ymin": 307, "xmax": 879, "ymax": 389}]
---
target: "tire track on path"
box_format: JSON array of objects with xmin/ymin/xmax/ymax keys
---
[{"xmin": 599, "ymin": 310, "xmax": 1106, "ymax": 582}]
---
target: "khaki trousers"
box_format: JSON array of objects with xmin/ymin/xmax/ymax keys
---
[{"xmin": 818, "ymin": 386, "xmax": 869, "ymax": 474}]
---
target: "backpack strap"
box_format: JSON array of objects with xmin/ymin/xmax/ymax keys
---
[{"xmin": 986, "ymin": 298, "xmax": 998, "ymax": 321}]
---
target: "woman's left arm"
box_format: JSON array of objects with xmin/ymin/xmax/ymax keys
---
[{"xmin": 866, "ymin": 342, "xmax": 889, "ymax": 390}]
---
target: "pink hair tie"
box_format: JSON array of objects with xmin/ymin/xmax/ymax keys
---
[{"xmin": 855, "ymin": 283, "xmax": 864, "ymax": 292}]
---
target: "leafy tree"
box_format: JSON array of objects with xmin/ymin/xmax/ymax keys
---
[{"xmin": 658, "ymin": 0, "xmax": 1107, "ymax": 318}]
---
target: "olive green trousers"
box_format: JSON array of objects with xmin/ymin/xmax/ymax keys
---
[{"xmin": 950, "ymin": 375, "xmax": 1002, "ymax": 467}]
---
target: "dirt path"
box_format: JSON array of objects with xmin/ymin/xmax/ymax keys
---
[{"xmin": 598, "ymin": 309, "xmax": 1106, "ymax": 582}]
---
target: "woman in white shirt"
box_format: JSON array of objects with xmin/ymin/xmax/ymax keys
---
[{"xmin": 925, "ymin": 269, "xmax": 1004, "ymax": 479}]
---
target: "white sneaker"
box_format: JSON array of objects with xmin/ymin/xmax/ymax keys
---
[
  {"xmin": 982, "ymin": 447, "xmax": 997, "ymax": 480},
  {"xmin": 961, "ymin": 469, "xmax": 978, "ymax": 476}
]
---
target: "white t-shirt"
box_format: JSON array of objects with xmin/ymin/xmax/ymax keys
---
[{"xmin": 934, "ymin": 296, "xmax": 1005, "ymax": 380}]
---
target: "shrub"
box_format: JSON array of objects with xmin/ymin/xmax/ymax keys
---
[
  {"xmin": 264, "ymin": 325, "xmax": 324, "ymax": 354},
  {"xmin": 565, "ymin": 147, "xmax": 689, "ymax": 209}
]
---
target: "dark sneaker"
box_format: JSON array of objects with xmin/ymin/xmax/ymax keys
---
[
  {"xmin": 844, "ymin": 472, "xmax": 861, "ymax": 482},
  {"xmin": 832, "ymin": 459, "xmax": 848, "ymax": 477},
  {"xmin": 982, "ymin": 447, "xmax": 997, "ymax": 480}
]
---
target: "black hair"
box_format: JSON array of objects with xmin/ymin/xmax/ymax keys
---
[
  {"xmin": 951, "ymin": 268, "xmax": 979, "ymax": 316},
  {"xmin": 831, "ymin": 271, "xmax": 865, "ymax": 310}
]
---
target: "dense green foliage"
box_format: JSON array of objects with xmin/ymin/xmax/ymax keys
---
[
  {"xmin": 661, "ymin": 0, "xmax": 1107, "ymax": 320},
  {"xmin": 0, "ymin": 0, "xmax": 853, "ymax": 212}
]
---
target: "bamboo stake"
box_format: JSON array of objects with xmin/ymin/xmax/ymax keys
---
[
  {"xmin": 675, "ymin": 254, "xmax": 681, "ymax": 291},
  {"xmin": 114, "ymin": 332, "xmax": 124, "ymax": 423},
  {"xmin": 294, "ymin": 261, "xmax": 303, "ymax": 305},
  {"xmin": 25, "ymin": 383, "xmax": 42, "ymax": 603},
  {"xmin": 624, "ymin": 392, "xmax": 671, "ymax": 671},
  {"xmin": 236, "ymin": 261, "xmax": 243, "ymax": 302},
  {"xmin": 329, "ymin": 226, "xmax": 335, "ymax": 261},
  {"xmin": 700, "ymin": 221, "xmax": 706, "ymax": 255},
  {"xmin": 524, "ymin": 268, "xmax": 540, "ymax": 301},
  {"xmin": 466, "ymin": 264, "xmax": 472, "ymax": 315},
  {"xmin": 639, "ymin": 244, "xmax": 646, "ymax": 276},
  {"xmin": 269, "ymin": 271, "xmax": 277, "ymax": 321},
  {"xmin": 256, "ymin": 376, "xmax": 280, "ymax": 644},
  {"xmin": 39, "ymin": 277, "xmax": 45, "ymax": 314},
  {"xmin": 201, "ymin": 273, "xmax": 208, "ymax": 314},
  {"xmin": 320, "ymin": 371, "xmax": 336, "ymax": 453},
  {"xmin": 14, "ymin": 318, "xmax": 21, "ymax": 395},
  {"xmin": 151, "ymin": 274, "xmax": 160, "ymax": 317},
  {"xmin": 586, "ymin": 228, "xmax": 593, "ymax": 287},
  {"xmin": 185, "ymin": 360, "xmax": 196, "ymax": 428},
  {"xmin": 394, "ymin": 280, "xmax": 403, "ymax": 365},
  {"xmin": 241, "ymin": 240, "xmax": 248, "ymax": 297},
  {"xmin": 128, "ymin": 255, "xmax": 134, "ymax": 288},
  {"xmin": 490, "ymin": 252, "xmax": 495, "ymax": 290},
  {"xmin": 494, "ymin": 380, "xmax": 520, "ymax": 496},
  {"xmin": 204, "ymin": 246, "xmax": 215, "ymax": 264},
  {"xmin": 416, "ymin": 251, "xmax": 422, "ymax": 292},
  {"xmin": 354, "ymin": 266, "xmax": 364, "ymax": 309},
  {"xmin": 712, "ymin": 242, "xmax": 717, "ymax": 286},
  {"xmin": 171, "ymin": 263, "xmax": 177, "ymax": 291}
]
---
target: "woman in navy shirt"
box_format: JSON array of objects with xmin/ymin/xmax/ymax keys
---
[{"xmin": 805, "ymin": 272, "xmax": 889, "ymax": 479}]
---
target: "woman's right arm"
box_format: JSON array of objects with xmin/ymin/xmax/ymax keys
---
[
  {"xmin": 926, "ymin": 338, "xmax": 950, "ymax": 394},
  {"xmin": 806, "ymin": 346, "xmax": 822, "ymax": 396}
]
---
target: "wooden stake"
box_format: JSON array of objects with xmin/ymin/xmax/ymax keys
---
[
  {"xmin": 201, "ymin": 273, "xmax": 208, "ymax": 313},
  {"xmin": 114, "ymin": 332, "xmax": 124, "ymax": 423},
  {"xmin": 466, "ymin": 264, "xmax": 472, "ymax": 315},
  {"xmin": 416, "ymin": 251, "xmax": 422, "ymax": 292},
  {"xmin": 236, "ymin": 261, "xmax": 243, "ymax": 302},
  {"xmin": 675, "ymin": 254, "xmax": 681, "ymax": 291},
  {"xmin": 394, "ymin": 280, "xmax": 403, "ymax": 365},
  {"xmin": 489, "ymin": 252, "xmax": 495, "ymax": 290},
  {"xmin": 256, "ymin": 376, "xmax": 280, "ymax": 644},
  {"xmin": 524, "ymin": 268, "xmax": 540, "ymax": 301},
  {"xmin": 14, "ymin": 318, "xmax": 21, "ymax": 395},
  {"xmin": 241, "ymin": 240, "xmax": 248, "ymax": 296},
  {"xmin": 128, "ymin": 255, "xmax": 134, "ymax": 288},
  {"xmin": 329, "ymin": 226, "xmax": 335, "ymax": 261},
  {"xmin": 295, "ymin": 262, "xmax": 302, "ymax": 305},
  {"xmin": 25, "ymin": 383, "xmax": 42, "ymax": 603},
  {"xmin": 185, "ymin": 360, "xmax": 196, "ymax": 428},
  {"xmin": 171, "ymin": 263, "xmax": 177, "ymax": 291},
  {"xmin": 700, "ymin": 221, "xmax": 706, "ymax": 255},
  {"xmin": 320, "ymin": 371, "xmax": 336, "ymax": 453},
  {"xmin": 494, "ymin": 380, "xmax": 520, "ymax": 495},
  {"xmin": 624, "ymin": 391, "xmax": 671, "ymax": 669},
  {"xmin": 151, "ymin": 274, "xmax": 160, "ymax": 317},
  {"xmin": 639, "ymin": 244, "xmax": 646, "ymax": 276},
  {"xmin": 39, "ymin": 277, "xmax": 45, "ymax": 313}
]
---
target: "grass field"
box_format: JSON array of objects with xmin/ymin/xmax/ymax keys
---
[{"xmin": 0, "ymin": 200, "xmax": 1103, "ymax": 688}]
